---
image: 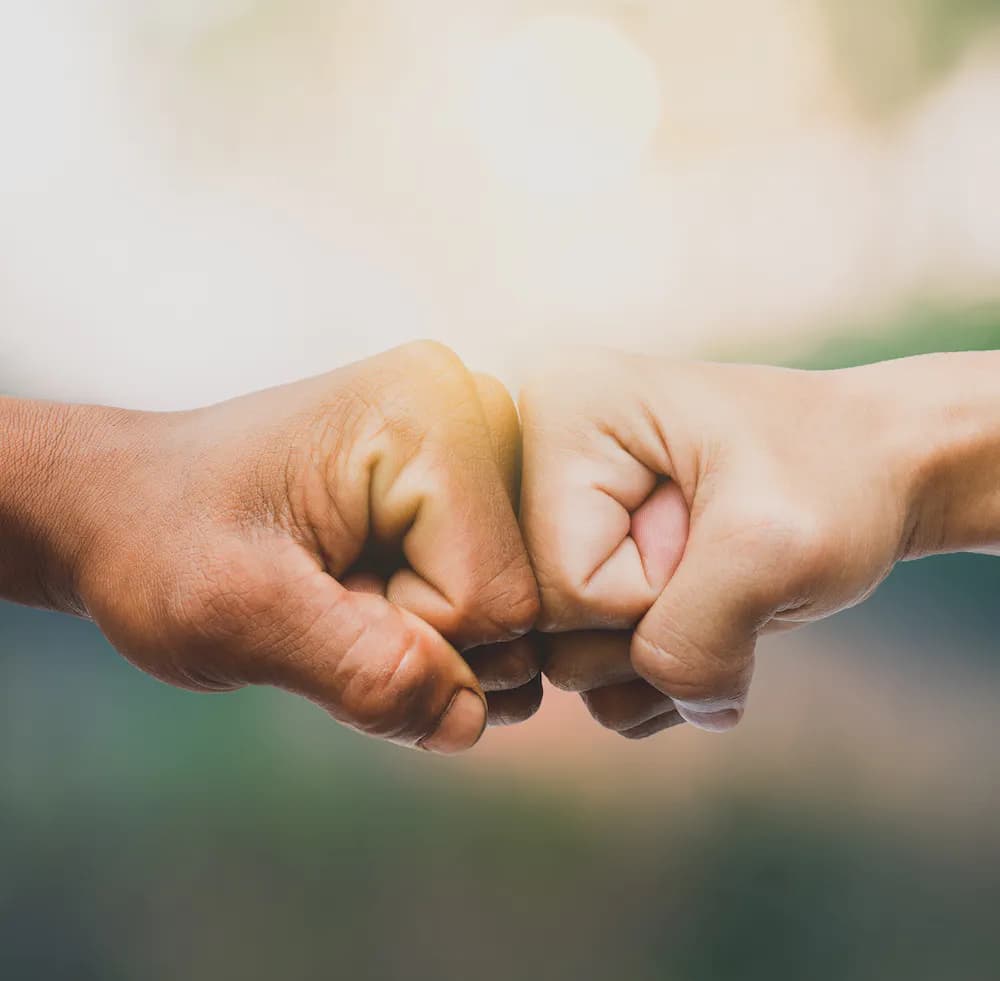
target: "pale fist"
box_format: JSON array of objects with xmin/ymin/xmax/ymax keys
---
[{"xmin": 520, "ymin": 350, "xmax": 915, "ymax": 734}]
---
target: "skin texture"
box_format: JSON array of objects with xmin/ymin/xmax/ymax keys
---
[
  {"xmin": 0, "ymin": 342, "xmax": 542, "ymax": 754},
  {"xmin": 520, "ymin": 349, "xmax": 1000, "ymax": 736}
]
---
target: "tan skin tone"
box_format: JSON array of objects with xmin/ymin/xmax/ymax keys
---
[
  {"xmin": 0, "ymin": 342, "xmax": 542, "ymax": 754},
  {"xmin": 4, "ymin": 344, "xmax": 1000, "ymax": 749},
  {"xmin": 520, "ymin": 349, "xmax": 1000, "ymax": 735}
]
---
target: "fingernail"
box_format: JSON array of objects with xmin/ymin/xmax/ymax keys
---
[
  {"xmin": 421, "ymin": 689, "xmax": 487, "ymax": 755},
  {"xmin": 674, "ymin": 700, "xmax": 744, "ymax": 733}
]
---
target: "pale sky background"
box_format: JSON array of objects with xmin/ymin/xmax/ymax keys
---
[{"xmin": 3, "ymin": 0, "xmax": 1000, "ymax": 409}]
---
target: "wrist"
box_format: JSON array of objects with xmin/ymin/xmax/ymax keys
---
[
  {"xmin": 0, "ymin": 398, "xmax": 155, "ymax": 615},
  {"xmin": 846, "ymin": 353, "xmax": 1000, "ymax": 560}
]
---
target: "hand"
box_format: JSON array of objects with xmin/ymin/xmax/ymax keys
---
[
  {"xmin": 56, "ymin": 342, "xmax": 540, "ymax": 753},
  {"xmin": 520, "ymin": 349, "xmax": 929, "ymax": 734}
]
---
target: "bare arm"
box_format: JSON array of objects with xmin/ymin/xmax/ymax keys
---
[{"xmin": 520, "ymin": 350, "xmax": 1000, "ymax": 736}]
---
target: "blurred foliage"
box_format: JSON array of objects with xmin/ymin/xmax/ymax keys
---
[
  {"xmin": 715, "ymin": 300, "xmax": 1000, "ymax": 368},
  {"xmin": 790, "ymin": 300, "xmax": 1000, "ymax": 368},
  {"xmin": 821, "ymin": 0, "xmax": 1000, "ymax": 117}
]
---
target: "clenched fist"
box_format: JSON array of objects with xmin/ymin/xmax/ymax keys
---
[
  {"xmin": 2, "ymin": 342, "xmax": 541, "ymax": 753},
  {"xmin": 520, "ymin": 349, "xmax": 1000, "ymax": 735}
]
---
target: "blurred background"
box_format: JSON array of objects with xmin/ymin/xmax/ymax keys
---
[{"xmin": 2, "ymin": 1, "xmax": 1000, "ymax": 978}]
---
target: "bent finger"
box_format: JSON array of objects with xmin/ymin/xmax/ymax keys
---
[
  {"xmin": 581, "ymin": 678, "xmax": 675, "ymax": 733},
  {"xmin": 486, "ymin": 674, "xmax": 544, "ymax": 727},
  {"xmin": 543, "ymin": 630, "xmax": 636, "ymax": 692},
  {"xmin": 621, "ymin": 710, "xmax": 686, "ymax": 740},
  {"xmin": 465, "ymin": 635, "xmax": 543, "ymax": 693}
]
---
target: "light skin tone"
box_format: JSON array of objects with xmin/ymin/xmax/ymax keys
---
[
  {"xmin": 3, "ymin": 344, "xmax": 1000, "ymax": 748},
  {"xmin": 520, "ymin": 349, "xmax": 1000, "ymax": 736},
  {"xmin": 0, "ymin": 342, "xmax": 542, "ymax": 754}
]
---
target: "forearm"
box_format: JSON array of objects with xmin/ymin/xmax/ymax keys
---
[
  {"xmin": 852, "ymin": 352, "xmax": 1000, "ymax": 558},
  {"xmin": 0, "ymin": 398, "xmax": 140, "ymax": 614}
]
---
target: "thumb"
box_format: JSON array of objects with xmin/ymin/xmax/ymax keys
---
[
  {"xmin": 630, "ymin": 512, "xmax": 771, "ymax": 733},
  {"xmin": 252, "ymin": 563, "xmax": 487, "ymax": 754}
]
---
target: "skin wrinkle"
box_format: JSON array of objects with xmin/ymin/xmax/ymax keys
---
[
  {"xmin": 174, "ymin": 543, "xmax": 319, "ymax": 681},
  {"xmin": 465, "ymin": 549, "xmax": 538, "ymax": 631},
  {"xmin": 633, "ymin": 524, "xmax": 652, "ymax": 591},
  {"xmin": 318, "ymin": 613, "xmax": 389, "ymax": 723},
  {"xmin": 371, "ymin": 439, "xmax": 425, "ymax": 547},
  {"xmin": 580, "ymin": 485, "xmax": 633, "ymax": 592},
  {"xmin": 578, "ymin": 397, "xmax": 686, "ymax": 601},
  {"xmin": 633, "ymin": 625, "xmax": 746, "ymax": 687},
  {"xmin": 596, "ymin": 421, "xmax": 650, "ymax": 481},
  {"xmin": 288, "ymin": 403, "xmax": 362, "ymax": 568},
  {"xmin": 351, "ymin": 633, "xmax": 435, "ymax": 741},
  {"xmin": 397, "ymin": 552, "xmax": 456, "ymax": 614},
  {"xmin": 637, "ymin": 396, "xmax": 678, "ymax": 482},
  {"xmin": 331, "ymin": 603, "xmax": 458, "ymax": 742}
]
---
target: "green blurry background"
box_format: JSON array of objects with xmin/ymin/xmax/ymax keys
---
[{"xmin": 4, "ymin": 2, "xmax": 1000, "ymax": 979}]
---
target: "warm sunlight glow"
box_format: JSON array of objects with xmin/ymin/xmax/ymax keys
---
[{"xmin": 471, "ymin": 15, "xmax": 663, "ymax": 195}]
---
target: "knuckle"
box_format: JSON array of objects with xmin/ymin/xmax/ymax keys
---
[
  {"xmin": 494, "ymin": 570, "xmax": 541, "ymax": 635},
  {"xmin": 475, "ymin": 372, "xmax": 518, "ymax": 418},
  {"xmin": 453, "ymin": 555, "xmax": 540, "ymax": 645},
  {"xmin": 396, "ymin": 339, "xmax": 467, "ymax": 375},
  {"xmin": 534, "ymin": 566, "xmax": 588, "ymax": 630},
  {"xmin": 360, "ymin": 342, "xmax": 475, "ymax": 446},
  {"xmin": 391, "ymin": 341, "xmax": 472, "ymax": 402}
]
